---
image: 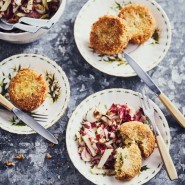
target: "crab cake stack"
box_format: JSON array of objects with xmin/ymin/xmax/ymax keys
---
[
  {"xmin": 118, "ymin": 4, "xmax": 156, "ymax": 44},
  {"xmin": 9, "ymin": 68, "xmax": 48, "ymax": 111},
  {"xmin": 119, "ymin": 121, "xmax": 155, "ymax": 158},
  {"xmin": 89, "ymin": 4, "xmax": 156, "ymax": 55},
  {"xmin": 114, "ymin": 121, "xmax": 155, "ymax": 180},
  {"xmin": 90, "ymin": 15, "xmax": 130, "ymax": 55}
]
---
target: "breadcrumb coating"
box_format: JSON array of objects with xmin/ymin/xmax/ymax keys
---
[
  {"xmin": 119, "ymin": 121, "xmax": 155, "ymax": 158},
  {"xmin": 90, "ymin": 15, "xmax": 130, "ymax": 55},
  {"xmin": 9, "ymin": 68, "xmax": 48, "ymax": 111},
  {"xmin": 118, "ymin": 4, "xmax": 156, "ymax": 44},
  {"xmin": 115, "ymin": 144, "xmax": 142, "ymax": 180}
]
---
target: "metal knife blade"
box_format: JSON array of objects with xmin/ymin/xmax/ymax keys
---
[
  {"xmin": 124, "ymin": 53, "xmax": 161, "ymax": 95},
  {"xmin": 124, "ymin": 52, "xmax": 185, "ymax": 128},
  {"xmin": 12, "ymin": 107, "xmax": 58, "ymax": 144}
]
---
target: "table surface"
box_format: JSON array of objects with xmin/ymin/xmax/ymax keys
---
[{"xmin": 0, "ymin": 0, "xmax": 185, "ymax": 185}]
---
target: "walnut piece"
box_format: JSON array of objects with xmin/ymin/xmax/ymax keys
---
[
  {"xmin": 48, "ymin": 142, "xmax": 55, "ymax": 147},
  {"xmin": 4, "ymin": 161, "xmax": 15, "ymax": 166},
  {"xmin": 46, "ymin": 153, "xmax": 52, "ymax": 159},
  {"xmin": 15, "ymin": 154, "xmax": 25, "ymax": 160}
]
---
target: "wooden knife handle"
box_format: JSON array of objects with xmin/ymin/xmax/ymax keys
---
[
  {"xmin": 158, "ymin": 92, "xmax": 185, "ymax": 128},
  {"xmin": 0, "ymin": 94, "xmax": 14, "ymax": 111},
  {"xmin": 156, "ymin": 135, "xmax": 178, "ymax": 180}
]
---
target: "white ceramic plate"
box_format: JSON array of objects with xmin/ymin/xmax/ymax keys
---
[
  {"xmin": 0, "ymin": 54, "xmax": 70, "ymax": 134},
  {"xmin": 66, "ymin": 88, "xmax": 170, "ymax": 185},
  {"xmin": 74, "ymin": 0, "xmax": 171, "ymax": 77}
]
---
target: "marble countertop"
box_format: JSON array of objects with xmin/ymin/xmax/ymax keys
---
[{"xmin": 0, "ymin": 0, "xmax": 185, "ymax": 184}]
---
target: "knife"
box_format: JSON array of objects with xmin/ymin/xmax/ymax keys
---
[
  {"xmin": 124, "ymin": 53, "xmax": 185, "ymax": 128},
  {"xmin": 0, "ymin": 94, "xmax": 58, "ymax": 144}
]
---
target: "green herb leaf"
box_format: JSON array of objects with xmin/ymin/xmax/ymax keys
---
[
  {"xmin": 140, "ymin": 165, "xmax": 149, "ymax": 172},
  {"xmin": 10, "ymin": 116, "xmax": 26, "ymax": 126},
  {"xmin": 152, "ymin": 28, "xmax": 160, "ymax": 44},
  {"xmin": 45, "ymin": 71, "xmax": 61, "ymax": 103},
  {"xmin": 115, "ymin": 1, "xmax": 122, "ymax": 10}
]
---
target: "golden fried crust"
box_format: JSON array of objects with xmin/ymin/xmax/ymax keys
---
[
  {"xmin": 119, "ymin": 121, "xmax": 155, "ymax": 158},
  {"xmin": 90, "ymin": 15, "xmax": 130, "ymax": 55},
  {"xmin": 8, "ymin": 68, "xmax": 48, "ymax": 111},
  {"xmin": 118, "ymin": 4, "xmax": 156, "ymax": 44},
  {"xmin": 115, "ymin": 144, "xmax": 142, "ymax": 180}
]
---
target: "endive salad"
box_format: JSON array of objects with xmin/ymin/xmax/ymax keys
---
[
  {"xmin": 76, "ymin": 103, "xmax": 146, "ymax": 175},
  {"xmin": 0, "ymin": 0, "xmax": 60, "ymax": 23}
]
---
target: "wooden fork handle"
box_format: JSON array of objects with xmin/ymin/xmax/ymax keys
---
[
  {"xmin": 0, "ymin": 94, "xmax": 14, "ymax": 111},
  {"xmin": 156, "ymin": 135, "xmax": 178, "ymax": 180},
  {"xmin": 158, "ymin": 92, "xmax": 185, "ymax": 128}
]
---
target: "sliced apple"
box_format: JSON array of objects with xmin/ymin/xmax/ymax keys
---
[
  {"xmin": 82, "ymin": 135, "xmax": 96, "ymax": 156},
  {"xmin": 97, "ymin": 149, "xmax": 113, "ymax": 168}
]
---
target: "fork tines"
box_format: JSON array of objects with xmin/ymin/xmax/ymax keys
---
[{"xmin": 138, "ymin": 88, "xmax": 159, "ymax": 135}]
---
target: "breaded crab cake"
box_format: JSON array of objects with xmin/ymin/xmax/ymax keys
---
[
  {"xmin": 118, "ymin": 4, "xmax": 156, "ymax": 44},
  {"xmin": 119, "ymin": 121, "xmax": 155, "ymax": 158},
  {"xmin": 90, "ymin": 15, "xmax": 130, "ymax": 55},
  {"xmin": 115, "ymin": 144, "xmax": 142, "ymax": 180},
  {"xmin": 8, "ymin": 68, "xmax": 48, "ymax": 111}
]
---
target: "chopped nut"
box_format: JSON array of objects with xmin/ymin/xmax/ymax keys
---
[
  {"xmin": 15, "ymin": 154, "xmax": 25, "ymax": 160},
  {"xmin": 93, "ymin": 110, "xmax": 102, "ymax": 120},
  {"xmin": 48, "ymin": 142, "xmax": 55, "ymax": 147},
  {"xmin": 4, "ymin": 161, "xmax": 15, "ymax": 166},
  {"xmin": 101, "ymin": 115, "xmax": 112, "ymax": 125},
  {"xmin": 46, "ymin": 153, "xmax": 52, "ymax": 159},
  {"xmin": 48, "ymin": 136, "xmax": 58, "ymax": 146}
]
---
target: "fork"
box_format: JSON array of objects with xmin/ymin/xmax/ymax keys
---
[
  {"xmin": 28, "ymin": 112, "xmax": 48, "ymax": 123},
  {"xmin": 19, "ymin": 17, "xmax": 54, "ymax": 29},
  {"xmin": 139, "ymin": 89, "xmax": 178, "ymax": 180},
  {"xmin": 0, "ymin": 17, "xmax": 54, "ymax": 32},
  {"xmin": 0, "ymin": 19, "xmax": 41, "ymax": 33},
  {"xmin": 0, "ymin": 105, "xmax": 47, "ymax": 122}
]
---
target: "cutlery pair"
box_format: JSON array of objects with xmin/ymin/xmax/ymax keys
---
[
  {"xmin": 124, "ymin": 52, "xmax": 185, "ymax": 180},
  {"xmin": 139, "ymin": 89, "xmax": 178, "ymax": 180},
  {"xmin": 0, "ymin": 94, "xmax": 58, "ymax": 144},
  {"xmin": 124, "ymin": 53, "xmax": 185, "ymax": 128},
  {"xmin": 0, "ymin": 17, "xmax": 53, "ymax": 33},
  {"xmin": 0, "ymin": 104, "xmax": 47, "ymax": 123}
]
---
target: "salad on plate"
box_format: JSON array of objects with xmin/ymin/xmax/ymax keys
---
[{"xmin": 76, "ymin": 103, "xmax": 147, "ymax": 176}]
